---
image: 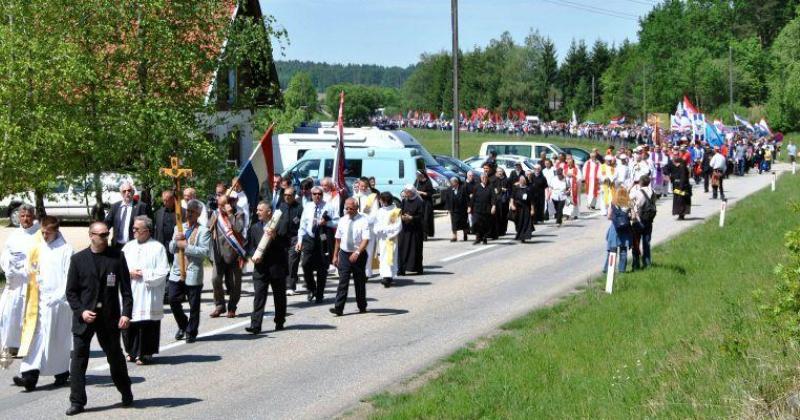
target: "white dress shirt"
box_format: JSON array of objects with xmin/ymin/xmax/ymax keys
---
[{"xmin": 335, "ymin": 213, "xmax": 370, "ymax": 252}]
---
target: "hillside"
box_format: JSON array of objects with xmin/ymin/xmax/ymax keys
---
[{"xmin": 275, "ymin": 60, "xmax": 416, "ymax": 92}]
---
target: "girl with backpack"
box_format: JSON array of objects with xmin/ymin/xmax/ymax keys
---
[
  {"xmin": 631, "ymin": 175, "xmax": 656, "ymax": 270},
  {"xmin": 603, "ymin": 188, "xmax": 633, "ymax": 274}
]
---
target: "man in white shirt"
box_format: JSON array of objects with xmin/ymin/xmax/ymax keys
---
[
  {"xmin": 708, "ymin": 146, "xmax": 727, "ymax": 200},
  {"xmin": 297, "ymin": 187, "xmax": 336, "ymax": 304},
  {"xmin": 329, "ymin": 198, "xmax": 370, "ymax": 316}
]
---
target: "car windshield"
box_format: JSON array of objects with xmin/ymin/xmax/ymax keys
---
[{"xmin": 405, "ymin": 144, "xmax": 439, "ymax": 166}]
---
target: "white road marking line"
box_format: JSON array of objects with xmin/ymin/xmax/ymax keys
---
[
  {"xmin": 90, "ymin": 319, "xmax": 253, "ymax": 371},
  {"xmin": 439, "ymin": 244, "xmax": 498, "ymax": 262}
]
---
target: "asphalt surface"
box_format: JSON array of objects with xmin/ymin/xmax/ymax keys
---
[{"xmin": 0, "ymin": 165, "xmax": 789, "ymax": 419}]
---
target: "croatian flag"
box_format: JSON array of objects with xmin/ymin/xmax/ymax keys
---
[
  {"xmin": 332, "ymin": 91, "xmax": 348, "ymax": 198},
  {"xmin": 236, "ymin": 123, "xmax": 275, "ymax": 210},
  {"xmin": 757, "ymin": 118, "xmax": 771, "ymax": 134},
  {"xmin": 683, "ymin": 95, "xmax": 700, "ymax": 116},
  {"xmin": 610, "ymin": 116, "xmax": 625, "ymax": 125}
]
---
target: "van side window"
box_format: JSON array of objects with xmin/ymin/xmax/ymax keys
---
[
  {"xmin": 291, "ymin": 159, "xmax": 320, "ymax": 181},
  {"xmin": 323, "ymin": 159, "xmax": 363, "ymax": 178},
  {"xmin": 399, "ymin": 160, "xmax": 404, "ymax": 178},
  {"xmin": 297, "ymin": 150, "xmax": 308, "ymax": 160}
]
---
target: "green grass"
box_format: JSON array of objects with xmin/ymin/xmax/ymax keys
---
[
  {"xmin": 369, "ymin": 174, "xmax": 800, "ymax": 419},
  {"xmin": 408, "ymin": 128, "xmax": 613, "ymax": 160}
]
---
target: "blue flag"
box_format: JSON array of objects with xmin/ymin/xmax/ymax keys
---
[{"xmin": 705, "ymin": 122, "xmax": 725, "ymax": 147}]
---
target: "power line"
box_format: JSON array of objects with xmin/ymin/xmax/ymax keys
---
[
  {"xmin": 555, "ymin": 0, "xmax": 640, "ymax": 18},
  {"xmin": 618, "ymin": 0, "xmax": 658, "ymax": 6},
  {"xmin": 539, "ymin": 0, "xmax": 640, "ymax": 21}
]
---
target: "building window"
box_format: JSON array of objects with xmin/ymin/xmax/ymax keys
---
[{"xmin": 227, "ymin": 130, "xmax": 241, "ymax": 167}]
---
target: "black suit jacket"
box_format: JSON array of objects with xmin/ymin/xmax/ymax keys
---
[
  {"xmin": 65, "ymin": 247, "xmax": 133, "ymax": 335},
  {"xmin": 153, "ymin": 206, "xmax": 177, "ymax": 256},
  {"xmin": 104, "ymin": 201, "xmax": 149, "ymax": 246},
  {"xmin": 246, "ymin": 221, "xmax": 289, "ymax": 279},
  {"xmin": 443, "ymin": 185, "xmax": 469, "ymax": 215}
]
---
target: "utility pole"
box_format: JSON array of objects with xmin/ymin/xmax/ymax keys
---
[
  {"xmin": 450, "ymin": 0, "xmax": 460, "ymax": 159},
  {"xmin": 729, "ymin": 44, "xmax": 734, "ymax": 118}
]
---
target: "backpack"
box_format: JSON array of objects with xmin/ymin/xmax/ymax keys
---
[
  {"xmin": 612, "ymin": 205, "xmax": 631, "ymax": 231},
  {"xmin": 639, "ymin": 191, "xmax": 657, "ymax": 224}
]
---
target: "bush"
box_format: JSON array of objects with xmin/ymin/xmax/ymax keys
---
[{"xmin": 763, "ymin": 202, "xmax": 800, "ymax": 342}]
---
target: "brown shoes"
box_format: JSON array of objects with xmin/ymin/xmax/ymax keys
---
[
  {"xmin": 209, "ymin": 308, "xmax": 223, "ymax": 318},
  {"xmin": 226, "ymin": 310, "xmax": 236, "ymax": 318}
]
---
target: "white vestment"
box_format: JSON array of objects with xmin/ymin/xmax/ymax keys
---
[
  {"xmin": 122, "ymin": 238, "xmax": 170, "ymax": 322},
  {"xmin": 20, "ymin": 234, "xmax": 73, "ymax": 376},
  {"xmin": 375, "ymin": 205, "xmax": 402, "ymax": 279},
  {"xmin": 0, "ymin": 222, "xmax": 39, "ymax": 349},
  {"xmin": 563, "ymin": 166, "xmax": 583, "ymax": 218},
  {"xmin": 582, "ymin": 160, "xmax": 600, "ymax": 209},
  {"xmin": 357, "ymin": 192, "xmax": 379, "ymax": 277},
  {"xmin": 542, "ymin": 167, "xmax": 556, "ymax": 218}
]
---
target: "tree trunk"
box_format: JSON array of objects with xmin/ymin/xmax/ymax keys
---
[
  {"xmin": 34, "ymin": 189, "xmax": 46, "ymax": 219},
  {"xmin": 92, "ymin": 172, "xmax": 105, "ymax": 221}
]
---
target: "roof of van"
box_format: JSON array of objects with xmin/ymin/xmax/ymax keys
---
[
  {"xmin": 298, "ymin": 147, "xmax": 420, "ymax": 159},
  {"xmin": 277, "ymin": 127, "xmax": 420, "ymax": 147}
]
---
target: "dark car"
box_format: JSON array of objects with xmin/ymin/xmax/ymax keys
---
[{"xmin": 433, "ymin": 154, "xmax": 481, "ymax": 181}]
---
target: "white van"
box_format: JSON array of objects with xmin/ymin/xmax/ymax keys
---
[
  {"xmin": 479, "ymin": 141, "xmax": 565, "ymax": 161},
  {"xmin": 273, "ymin": 127, "xmax": 444, "ymax": 175},
  {"xmin": 281, "ymin": 148, "xmax": 437, "ymax": 204}
]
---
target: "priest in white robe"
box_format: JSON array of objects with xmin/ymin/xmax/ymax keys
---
[
  {"xmin": 582, "ymin": 151, "xmax": 601, "ymax": 210},
  {"xmin": 13, "ymin": 216, "xmax": 72, "ymax": 391},
  {"xmin": 0, "ymin": 204, "xmax": 38, "ymax": 354},
  {"xmin": 374, "ymin": 192, "xmax": 402, "ymax": 287},
  {"xmin": 121, "ymin": 215, "xmax": 169, "ymax": 365},
  {"xmin": 355, "ymin": 179, "xmax": 379, "ymax": 278}
]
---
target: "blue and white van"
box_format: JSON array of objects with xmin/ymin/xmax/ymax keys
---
[{"xmin": 281, "ymin": 148, "xmax": 439, "ymax": 204}]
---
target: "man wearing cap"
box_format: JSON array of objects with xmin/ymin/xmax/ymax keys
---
[{"xmin": 709, "ymin": 146, "xmax": 727, "ymax": 200}]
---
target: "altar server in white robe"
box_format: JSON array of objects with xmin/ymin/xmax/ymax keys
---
[
  {"xmin": 121, "ymin": 216, "xmax": 169, "ymax": 365},
  {"xmin": 355, "ymin": 178, "xmax": 380, "ymax": 278},
  {"xmin": 374, "ymin": 192, "xmax": 402, "ymax": 287},
  {"xmin": 13, "ymin": 216, "xmax": 72, "ymax": 391},
  {"xmin": 0, "ymin": 204, "xmax": 38, "ymax": 354}
]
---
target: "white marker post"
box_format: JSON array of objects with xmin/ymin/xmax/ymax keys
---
[
  {"xmin": 793, "ymin": 161, "xmax": 797, "ymax": 175},
  {"xmin": 719, "ymin": 200, "xmax": 727, "ymax": 228},
  {"xmin": 605, "ymin": 252, "xmax": 617, "ymax": 294},
  {"xmin": 772, "ymin": 172, "xmax": 777, "ymax": 192}
]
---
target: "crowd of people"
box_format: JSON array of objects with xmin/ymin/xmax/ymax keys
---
[{"xmin": 0, "ymin": 131, "xmax": 791, "ymax": 415}]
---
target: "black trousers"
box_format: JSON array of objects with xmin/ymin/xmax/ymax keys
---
[
  {"xmin": 286, "ymin": 236, "xmax": 301, "ymax": 291},
  {"xmin": 251, "ymin": 265, "xmax": 287, "ymax": 330},
  {"xmin": 70, "ymin": 321, "xmax": 131, "ymax": 407},
  {"xmin": 334, "ymin": 250, "xmax": 368, "ymax": 312},
  {"xmin": 712, "ymin": 173, "xmax": 725, "ymax": 199},
  {"xmin": 168, "ymin": 281, "xmax": 202, "ymax": 338},
  {"xmin": 552, "ymin": 200, "xmax": 566, "ymax": 225},
  {"xmin": 302, "ymin": 236, "xmax": 328, "ymax": 301}
]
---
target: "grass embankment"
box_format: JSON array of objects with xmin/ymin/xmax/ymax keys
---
[
  {"xmin": 370, "ymin": 174, "xmax": 800, "ymax": 418},
  {"xmin": 408, "ymin": 128, "xmax": 612, "ymax": 159}
]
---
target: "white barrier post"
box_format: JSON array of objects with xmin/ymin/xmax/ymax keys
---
[
  {"xmin": 772, "ymin": 172, "xmax": 777, "ymax": 192},
  {"xmin": 605, "ymin": 252, "xmax": 617, "ymax": 294},
  {"xmin": 719, "ymin": 201, "xmax": 726, "ymax": 228},
  {"xmin": 793, "ymin": 161, "xmax": 796, "ymax": 175}
]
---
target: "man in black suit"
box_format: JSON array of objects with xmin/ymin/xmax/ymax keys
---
[
  {"xmin": 278, "ymin": 187, "xmax": 303, "ymax": 295},
  {"xmin": 153, "ymin": 189, "xmax": 177, "ymax": 264},
  {"xmin": 245, "ymin": 202, "xmax": 288, "ymax": 334},
  {"xmin": 64, "ymin": 221, "xmax": 134, "ymax": 416},
  {"xmin": 104, "ymin": 181, "xmax": 148, "ymax": 251}
]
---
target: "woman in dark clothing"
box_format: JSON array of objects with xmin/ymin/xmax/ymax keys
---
[
  {"xmin": 414, "ymin": 171, "xmax": 435, "ymax": 240},
  {"xmin": 469, "ymin": 173, "xmax": 496, "ymax": 245},
  {"xmin": 510, "ymin": 175, "xmax": 535, "ymax": 242},
  {"xmin": 398, "ymin": 185, "xmax": 425, "ymax": 275},
  {"xmin": 670, "ymin": 157, "xmax": 692, "ymax": 220},
  {"xmin": 529, "ymin": 165, "xmax": 548, "ymax": 224},
  {"xmin": 493, "ymin": 168, "xmax": 511, "ymax": 237},
  {"xmin": 443, "ymin": 177, "xmax": 470, "ymax": 242}
]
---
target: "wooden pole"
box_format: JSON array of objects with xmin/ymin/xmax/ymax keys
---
[{"xmin": 160, "ymin": 156, "xmax": 192, "ymax": 280}]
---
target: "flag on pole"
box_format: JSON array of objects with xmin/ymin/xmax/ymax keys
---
[
  {"xmin": 734, "ymin": 114, "xmax": 755, "ymax": 131},
  {"xmin": 236, "ymin": 123, "xmax": 275, "ymax": 209},
  {"xmin": 570, "ymin": 110, "xmax": 578, "ymax": 127},
  {"xmin": 332, "ymin": 91, "xmax": 348, "ymax": 198},
  {"xmin": 758, "ymin": 118, "xmax": 772, "ymax": 134},
  {"xmin": 683, "ymin": 95, "xmax": 699, "ymax": 116},
  {"xmin": 705, "ymin": 121, "xmax": 725, "ymax": 147}
]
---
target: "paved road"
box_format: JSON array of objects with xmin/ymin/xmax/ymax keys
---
[{"xmin": 0, "ymin": 166, "xmax": 789, "ymax": 419}]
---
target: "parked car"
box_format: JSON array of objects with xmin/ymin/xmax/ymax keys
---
[
  {"xmin": 464, "ymin": 154, "xmax": 539, "ymax": 173},
  {"xmin": 560, "ymin": 147, "xmax": 590, "ymax": 166},
  {"xmin": 479, "ymin": 141, "xmax": 565, "ymax": 161},
  {"xmin": 0, "ymin": 173, "xmax": 135, "ymax": 227},
  {"xmin": 433, "ymin": 154, "xmax": 481, "ymax": 181}
]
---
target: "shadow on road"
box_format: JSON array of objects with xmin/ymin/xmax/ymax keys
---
[
  {"xmin": 389, "ymin": 279, "xmax": 432, "ymax": 288},
  {"xmin": 86, "ymin": 375, "xmax": 145, "ymax": 386},
  {"xmin": 152, "ymin": 354, "xmax": 222, "ymax": 365},
  {"xmin": 196, "ymin": 333, "xmax": 270, "ymax": 342},
  {"xmin": 84, "ymin": 397, "xmax": 202, "ymax": 413},
  {"xmin": 369, "ymin": 308, "xmax": 409, "ymax": 317},
  {"xmin": 283, "ymin": 323, "xmax": 336, "ymax": 331}
]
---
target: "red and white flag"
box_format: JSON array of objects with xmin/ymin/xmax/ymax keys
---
[{"xmin": 332, "ymin": 91, "xmax": 348, "ymax": 198}]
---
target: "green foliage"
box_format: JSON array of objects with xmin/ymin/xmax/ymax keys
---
[
  {"xmin": 0, "ymin": 0, "xmax": 285, "ymax": 200},
  {"xmin": 763, "ymin": 202, "xmax": 800, "ymax": 341},
  {"xmin": 766, "ymin": 11, "xmax": 800, "ymax": 132},
  {"xmin": 275, "ymin": 60, "xmax": 415, "ymax": 91},
  {"xmin": 323, "ymin": 84, "xmax": 400, "ymax": 126},
  {"xmin": 284, "ymin": 71, "xmax": 318, "ymax": 120}
]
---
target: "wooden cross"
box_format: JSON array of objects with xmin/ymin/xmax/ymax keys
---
[{"xmin": 160, "ymin": 156, "xmax": 193, "ymax": 280}]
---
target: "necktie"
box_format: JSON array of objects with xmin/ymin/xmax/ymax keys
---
[
  {"xmin": 346, "ymin": 217, "xmax": 356, "ymax": 251},
  {"xmin": 117, "ymin": 205, "xmax": 128, "ymax": 242}
]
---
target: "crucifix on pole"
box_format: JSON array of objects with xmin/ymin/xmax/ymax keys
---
[{"xmin": 160, "ymin": 156, "xmax": 193, "ymax": 280}]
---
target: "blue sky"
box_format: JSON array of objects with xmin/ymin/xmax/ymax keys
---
[{"xmin": 259, "ymin": 0, "xmax": 655, "ymax": 66}]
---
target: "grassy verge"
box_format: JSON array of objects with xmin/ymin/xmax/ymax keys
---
[
  {"xmin": 369, "ymin": 174, "xmax": 800, "ymax": 418},
  {"xmin": 408, "ymin": 128, "xmax": 613, "ymax": 159}
]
